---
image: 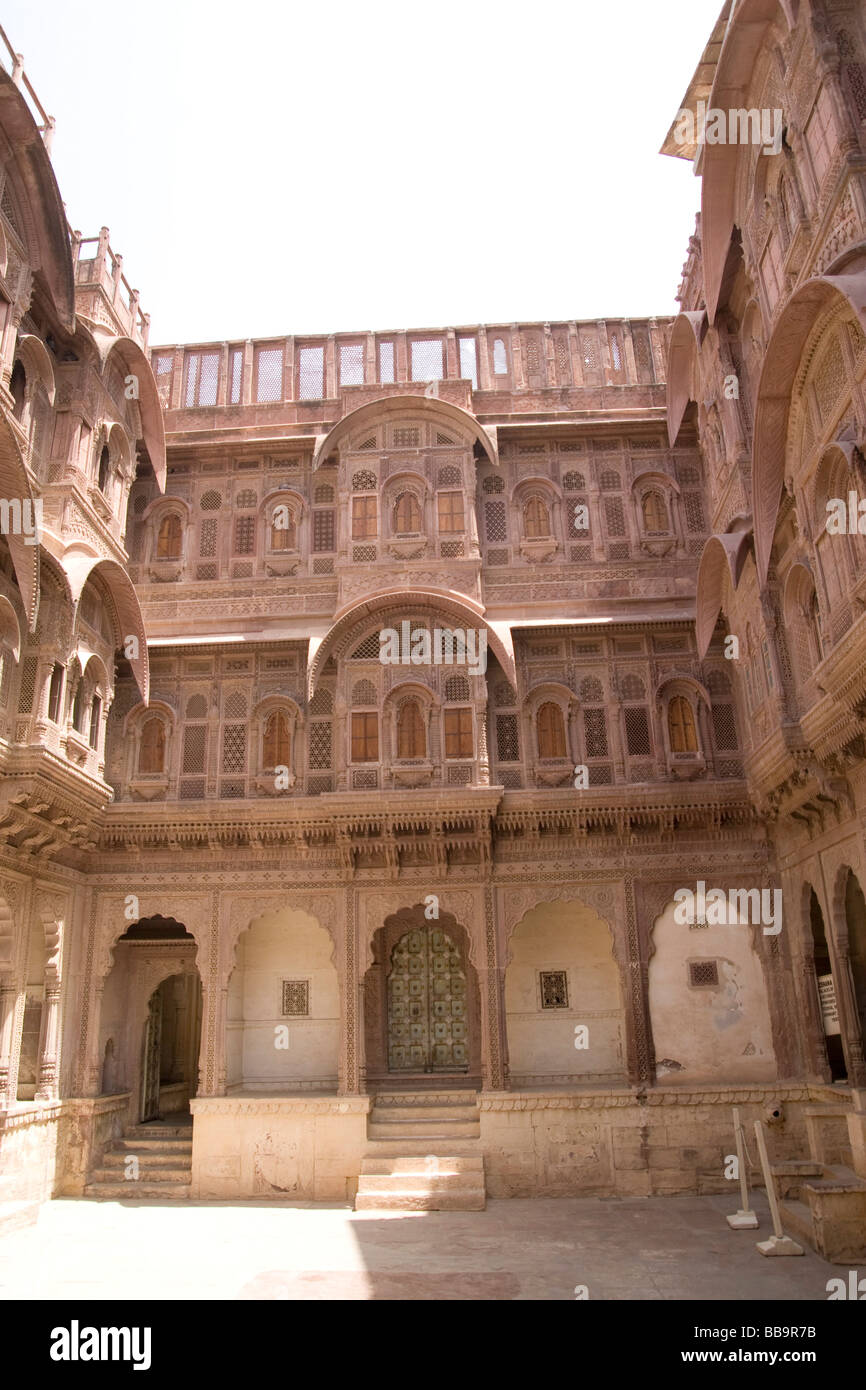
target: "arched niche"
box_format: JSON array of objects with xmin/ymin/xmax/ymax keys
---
[
  {"xmin": 648, "ymin": 894, "xmax": 777, "ymax": 1084},
  {"xmin": 227, "ymin": 905, "xmax": 339, "ymax": 1092},
  {"xmin": 504, "ymin": 899, "xmax": 625, "ymax": 1086}
]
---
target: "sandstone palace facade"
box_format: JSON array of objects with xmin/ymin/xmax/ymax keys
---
[{"xmin": 0, "ymin": 1, "xmax": 865, "ymax": 1253}]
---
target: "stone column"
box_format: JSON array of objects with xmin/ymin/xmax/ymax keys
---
[
  {"xmin": 480, "ymin": 885, "xmax": 507, "ymax": 1091},
  {"xmin": 837, "ymin": 947, "xmax": 866, "ymax": 1088},
  {"xmin": 196, "ymin": 890, "xmax": 224, "ymax": 1097},
  {"xmin": 340, "ymin": 887, "xmax": 361, "ymax": 1095},
  {"xmin": 35, "ymin": 979, "xmax": 61, "ymax": 1100},
  {"xmin": 0, "ymin": 978, "xmax": 17, "ymax": 1104},
  {"xmin": 474, "ymin": 700, "xmax": 490, "ymax": 787},
  {"xmin": 623, "ymin": 875, "xmax": 653, "ymax": 1085}
]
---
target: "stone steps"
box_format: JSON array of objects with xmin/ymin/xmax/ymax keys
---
[
  {"xmin": 84, "ymin": 1123, "xmax": 192, "ymax": 1202},
  {"xmin": 111, "ymin": 1137, "xmax": 192, "ymax": 1154},
  {"xmin": 357, "ymin": 1092, "xmax": 485, "ymax": 1210},
  {"xmin": 355, "ymin": 1154, "xmax": 485, "ymax": 1212},
  {"xmin": 82, "ymin": 1181, "xmax": 192, "ymax": 1201}
]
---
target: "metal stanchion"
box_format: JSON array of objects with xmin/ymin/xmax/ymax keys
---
[
  {"xmin": 754, "ymin": 1120, "xmax": 804, "ymax": 1256},
  {"xmin": 726, "ymin": 1105, "xmax": 759, "ymax": 1229}
]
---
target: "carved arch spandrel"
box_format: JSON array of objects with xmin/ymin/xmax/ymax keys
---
[
  {"xmin": 360, "ymin": 889, "xmax": 481, "ymax": 973},
  {"xmin": 34, "ymin": 889, "xmax": 68, "ymax": 982},
  {"xmin": 224, "ymin": 894, "xmax": 340, "ymax": 976},
  {"xmin": 502, "ymin": 883, "xmax": 623, "ymax": 968},
  {"xmin": 93, "ymin": 894, "xmax": 210, "ymax": 982}
]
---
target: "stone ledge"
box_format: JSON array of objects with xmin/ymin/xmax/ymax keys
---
[{"xmin": 191, "ymin": 1096, "xmax": 371, "ymax": 1116}]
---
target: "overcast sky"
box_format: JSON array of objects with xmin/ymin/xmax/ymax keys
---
[{"xmin": 2, "ymin": 0, "xmax": 722, "ymax": 345}]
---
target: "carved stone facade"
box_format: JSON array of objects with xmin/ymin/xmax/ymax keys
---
[{"xmin": 1, "ymin": 4, "xmax": 866, "ymax": 1213}]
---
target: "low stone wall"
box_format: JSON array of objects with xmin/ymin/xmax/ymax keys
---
[
  {"xmin": 0, "ymin": 1101, "xmax": 64, "ymax": 1206},
  {"xmin": 55, "ymin": 1094, "xmax": 132, "ymax": 1195},
  {"xmin": 479, "ymin": 1085, "xmax": 842, "ymax": 1198},
  {"xmin": 190, "ymin": 1096, "xmax": 371, "ymax": 1201}
]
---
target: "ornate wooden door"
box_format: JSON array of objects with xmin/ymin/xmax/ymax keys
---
[
  {"xmin": 140, "ymin": 989, "xmax": 162, "ymax": 1122},
  {"xmin": 387, "ymin": 927, "xmax": 468, "ymax": 1072}
]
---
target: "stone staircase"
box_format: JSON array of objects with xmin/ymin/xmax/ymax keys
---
[
  {"xmin": 84, "ymin": 1121, "xmax": 192, "ymax": 1200},
  {"xmin": 777, "ymin": 1159, "xmax": 866, "ymax": 1264},
  {"xmin": 774, "ymin": 1102, "xmax": 866, "ymax": 1264},
  {"xmin": 355, "ymin": 1091, "xmax": 485, "ymax": 1211}
]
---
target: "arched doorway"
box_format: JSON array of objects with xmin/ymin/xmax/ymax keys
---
[
  {"xmin": 843, "ymin": 870, "xmax": 866, "ymax": 1081},
  {"xmin": 810, "ymin": 888, "xmax": 846, "ymax": 1082},
  {"xmin": 364, "ymin": 906, "xmax": 481, "ymax": 1087},
  {"xmin": 98, "ymin": 916, "xmax": 202, "ymax": 1122},
  {"xmin": 387, "ymin": 925, "xmax": 467, "ymax": 1073},
  {"xmin": 140, "ymin": 973, "xmax": 202, "ymax": 1123}
]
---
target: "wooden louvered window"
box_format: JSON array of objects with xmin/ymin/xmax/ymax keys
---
[
  {"xmin": 394, "ymin": 493, "xmax": 422, "ymax": 534},
  {"xmin": 642, "ymin": 491, "xmax": 668, "ymax": 534},
  {"xmin": 443, "ymin": 707, "xmax": 473, "ymax": 758},
  {"xmin": 524, "ymin": 497, "xmax": 551, "ymax": 539},
  {"xmin": 352, "ymin": 495, "xmax": 377, "ymax": 539},
  {"xmin": 351, "ymin": 712, "xmax": 378, "ymax": 762},
  {"xmin": 397, "ymin": 701, "xmax": 426, "ymax": 758},
  {"xmin": 537, "ymin": 701, "xmax": 567, "ymax": 758},
  {"xmin": 668, "ymin": 695, "xmax": 698, "ymax": 753},
  {"xmin": 437, "ymin": 492, "xmax": 464, "ymax": 533},
  {"xmin": 263, "ymin": 710, "xmax": 290, "ymax": 768},
  {"xmin": 139, "ymin": 717, "xmax": 165, "ymax": 774},
  {"xmin": 157, "ymin": 513, "xmax": 182, "ymax": 559}
]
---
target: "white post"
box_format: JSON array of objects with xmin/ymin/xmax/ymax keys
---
[
  {"xmin": 726, "ymin": 1105, "xmax": 759, "ymax": 1229},
  {"xmin": 754, "ymin": 1120, "xmax": 804, "ymax": 1257}
]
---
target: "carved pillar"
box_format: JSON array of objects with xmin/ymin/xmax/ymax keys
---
[
  {"xmin": 837, "ymin": 948, "xmax": 866, "ymax": 1087},
  {"xmin": 0, "ymin": 979, "xmax": 17, "ymax": 1104},
  {"xmin": 341, "ymin": 887, "xmax": 361, "ymax": 1094},
  {"xmin": 475, "ymin": 700, "xmax": 490, "ymax": 787},
  {"xmin": 335, "ymin": 695, "xmax": 348, "ymax": 791},
  {"xmin": 480, "ymin": 884, "xmax": 507, "ymax": 1090},
  {"xmin": 84, "ymin": 984, "xmax": 105, "ymax": 1097},
  {"xmin": 35, "ymin": 979, "xmax": 61, "ymax": 1100},
  {"xmin": 197, "ymin": 890, "xmax": 223, "ymax": 1097},
  {"xmin": 623, "ymin": 875, "xmax": 653, "ymax": 1085},
  {"xmin": 477, "ymin": 327, "xmax": 491, "ymax": 391}
]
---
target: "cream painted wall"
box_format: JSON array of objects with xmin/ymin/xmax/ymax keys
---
[
  {"xmin": 228, "ymin": 908, "xmax": 339, "ymax": 1090},
  {"xmin": 505, "ymin": 900, "xmax": 625, "ymax": 1084},
  {"xmin": 649, "ymin": 899, "xmax": 777, "ymax": 1084}
]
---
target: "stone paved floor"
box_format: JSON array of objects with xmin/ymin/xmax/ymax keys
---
[{"xmin": 0, "ymin": 1190, "xmax": 842, "ymax": 1300}]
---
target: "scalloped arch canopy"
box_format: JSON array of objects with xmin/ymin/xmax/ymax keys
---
[{"xmin": 312, "ymin": 395, "xmax": 498, "ymax": 469}]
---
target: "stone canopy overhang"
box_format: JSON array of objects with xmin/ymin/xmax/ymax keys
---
[
  {"xmin": 311, "ymin": 395, "xmax": 499, "ymax": 469},
  {"xmin": 307, "ymin": 589, "xmax": 515, "ymax": 698},
  {"xmin": 695, "ymin": 525, "xmax": 753, "ymax": 659}
]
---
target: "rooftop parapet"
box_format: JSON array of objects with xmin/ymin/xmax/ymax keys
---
[{"xmin": 70, "ymin": 226, "xmax": 150, "ymax": 347}]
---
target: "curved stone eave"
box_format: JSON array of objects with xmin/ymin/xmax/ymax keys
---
[
  {"xmin": 695, "ymin": 529, "xmax": 752, "ymax": 659},
  {"xmin": 752, "ymin": 263, "xmax": 866, "ymax": 588},
  {"xmin": 701, "ymin": 0, "xmax": 793, "ymax": 322},
  {"xmin": 79, "ymin": 318, "xmax": 167, "ymax": 493},
  {"xmin": 307, "ymin": 588, "xmax": 515, "ymax": 698},
  {"xmin": 666, "ymin": 311, "xmax": 706, "ymax": 446},
  {"xmin": 61, "ymin": 547, "xmax": 150, "ymax": 704},
  {"xmin": 311, "ymin": 394, "xmax": 499, "ymax": 469},
  {"xmin": 0, "ymin": 413, "xmax": 40, "ymax": 630},
  {"xmin": 0, "ymin": 71, "xmax": 75, "ymax": 332}
]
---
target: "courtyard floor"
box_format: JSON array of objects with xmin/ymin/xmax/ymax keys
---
[{"xmin": 0, "ymin": 1190, "xmax": 843, "ymax": 1300}]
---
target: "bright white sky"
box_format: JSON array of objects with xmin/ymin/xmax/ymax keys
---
[{"xmin": 2, "ymin": 0, "xmax": 722, "ymax": 346}]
